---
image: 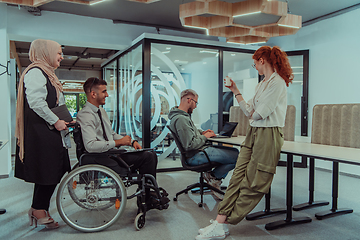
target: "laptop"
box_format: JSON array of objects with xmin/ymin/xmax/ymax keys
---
[
  {"xmin": 51, "ymin": 104, "xmax": 73, "ymax": 122},
  {"xmin": 211, "ymin": 122, "xmax": 238, "ymax": 138}
]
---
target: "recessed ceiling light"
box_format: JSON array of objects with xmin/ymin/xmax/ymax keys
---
[
  {"xmin": 166, "ymin": 47, "xmax": 171, "ymax": 50},
  {"xmin": 231, "ymin": 54, "xmax": 236, "ymax": 56}
]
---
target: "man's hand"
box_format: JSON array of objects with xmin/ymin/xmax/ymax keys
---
[
  {"xmin": 54, "ymin": 119, "xmax": 67, "ymax": 131},
  {"xmin": 133, "ymin": 141, "xmax": 142, "ymax": 150},
  {"xmin": 202, "ymin": 129, "xmax": 214, "ymax": 135},
  {"xmin": 203, "ymin": 131, "xmax": 216, "ymax": 138},
  {"xmin": 115, "ymin": 135, "xmax": 131, "ymax": 147}
]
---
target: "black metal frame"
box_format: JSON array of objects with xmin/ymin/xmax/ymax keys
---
[{"xmin": 277, "ymin": 50, "xmax": 309, "ymax": 168}]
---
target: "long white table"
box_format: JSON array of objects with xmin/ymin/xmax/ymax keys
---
[{"xmin": 208, "ymin": 136, "xmax": 360, "ymax": 230}]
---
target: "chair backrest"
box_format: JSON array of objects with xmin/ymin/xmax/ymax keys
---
[
  {"xmin": 229, "ymin": 106, "xmax": 249, "ymax": 136},
  {"xmin": 167, "ymin": 126, "xmax": 227, "ymax": 172},
  {"xmin": 166, "ymin": 126, "xmax": 189, "ymax": 156},
  {"xmin": 311, "ymin": 103, "xmax": 360, "ymax": 148},
  {"xmin": 71, "ymin": 123, "xmax": 86, "ymax": 160},
  {"xmin": 229, "ymin": 105, "xmax": 296, "ymax": 141},
  {"xmin": 283, "ymin": 105, "xmax": 296, "ymax": 141},
  {"xmin": 166, "ymin": 126, "xmax": 200, "ymax": 166}
]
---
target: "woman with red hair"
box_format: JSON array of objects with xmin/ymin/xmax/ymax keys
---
[{"xmin": 196, "ymin": 46, "xmax": 293, "ymax": 240}]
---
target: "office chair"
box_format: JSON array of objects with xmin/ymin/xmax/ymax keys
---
[{"xmin": 167, "ymin": 126, "xmax": 225, "ymax": 207}]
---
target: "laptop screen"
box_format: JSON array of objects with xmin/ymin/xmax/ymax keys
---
[{"xmin": 219, "ymin": 122, "xmax": 238, "ymax": 136}]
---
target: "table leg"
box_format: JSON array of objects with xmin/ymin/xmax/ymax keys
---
[
  {"xmin": 265, "ymin": 154, "xmax": 312, "ymax": 230},
  {"xmin": 246, "ymin": 188, "xmax": 287, "ymax": 220},
  {"xmin": 293, "ymin": 157, "xmax": 329, "ymax": 211},
  {"xmin": 315, "ymin": 161, "xmax": 353, "ymax": 220}
]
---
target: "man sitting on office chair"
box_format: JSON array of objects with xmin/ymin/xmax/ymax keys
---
[
  {"xmin": 168, "ymin": 89, "xmax": 239, "ymax": 200},
  {"xmin": 77, "ymin": 77, "xmax": 169, "ymax": 209}
]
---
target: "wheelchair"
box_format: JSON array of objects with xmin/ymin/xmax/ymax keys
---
[{"xmin": 56, "ymin": 123, "xmax": 169, "ymax": 232}]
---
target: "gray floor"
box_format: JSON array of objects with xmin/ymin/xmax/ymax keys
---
[{"xmin": 1, "ymin": 154, "xmax": 360, "ymax": 240}]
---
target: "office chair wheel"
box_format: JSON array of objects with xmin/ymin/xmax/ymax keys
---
[
  {"xmin": 198, "ymin": 203, "xmax": 203, "ymax": 207},
  {"xmin": 134, "ymin": 212, "xmax": 145, "ymax": 230},
  {"xmin": 173, "ymin": 197, "xmax": 177, "ymax": 201},
  {"xmin": 56, "ymin": 165, "xmax": 127, "ymax": 232}
]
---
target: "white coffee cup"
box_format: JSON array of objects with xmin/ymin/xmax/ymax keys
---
[{"xmin": 225, "ymin": 76, "xmax": 231, "ymax": 87}]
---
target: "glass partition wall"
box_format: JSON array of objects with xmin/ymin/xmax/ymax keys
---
[
  {"xmin": 150, "ymin": 43, "xmax": 220, "ymax": 160},
  {"xmin": 103, "ymin": 60, "xmax": 117, "ymax": 130},
  {"xmin": 101, "ymin": 38, "xmax": 309, "ymax": 170}
]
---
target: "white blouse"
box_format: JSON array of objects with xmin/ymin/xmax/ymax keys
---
[
  {"xmin": 24, "ymin": 68, "xmax": 71, "ymax": 148},
  {"xmin": 239, "ymin": 72, "xmax": 287, "ymax": 127}
]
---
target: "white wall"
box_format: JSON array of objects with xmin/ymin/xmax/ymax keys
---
[
  {"xmin": 269, "ymin": 8, "xmax": 360, "ymax": 175},
  {"xmin": 185, "ymin": 57, "xmax": 219, "ymax": 128},
  {"xmin": 0, "ymin": 5, "xmax": 12, "ymax": 177},
  {"xmin": 268, "ymin": 7, "xmax": 360, "ymax": 129}
]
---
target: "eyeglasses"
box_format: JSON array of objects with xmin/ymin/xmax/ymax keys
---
[
  {"xmin": 58, "ymin": 52, "xmax": 64, "ymax": 58},
  {"xmin": 252, "ymin": 63, "xmax": 256, "ymax": 69},
  {"xmin": 188, "ymin": 98, "xmax": 198, "ymax": 106}
]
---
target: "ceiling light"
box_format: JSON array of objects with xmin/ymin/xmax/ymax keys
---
[
  {"xmin": 200, "ymin": 50, "xmax": 218, "ymax": 54},
  {"xmin": 227, "ymin": 41, "xmax": 246, "ymax": 45},
  {"xmin": 162, "ymin": 51, "xmax": 170, "ymax": 54},
  {"xmin": 249, "ymin": 41, "xmax": 266, "ymax": 45},
  {"xmin": 233, "ymin": 11, "xmax": 261, "ymax": 18},
  {"xmin": 278, "ymin": 24, "xmax": 300, "ymax": 29},
  {"xmin": 174, "ymin": 60, "xmax": 188, "ymax": 64},
  {"xmin": 179, "ymin": 0, "xmax": 302, "ymax": 45},
  {"xmin": 127, "ymin": 0, "xmax": 161, "ymax": 3},
  {"xmin": 231, "ymin": 54, "xmax": 236, "ymax": 56},
  {"xmin": 90, "ymin": 0, "xmax": 108, "ymax": 5},
  {"xmin": 166, "ymin": 47, "xmax": 171, "ymax": 50}
]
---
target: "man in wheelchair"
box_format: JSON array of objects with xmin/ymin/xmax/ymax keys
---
[{"xmin": 77, "ymin": 77, "xmax": 170, "ymax": 211}]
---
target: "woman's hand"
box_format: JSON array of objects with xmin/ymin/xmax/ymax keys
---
[
  {"xmin": 224, "ymin": 77, "xmax": 242, "ymax": 96},
  {"xmin": 54, "ymin": 119, "xmax": 67, "ymax": 131}
]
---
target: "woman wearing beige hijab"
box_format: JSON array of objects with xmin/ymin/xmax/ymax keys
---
[{"xmin": 15, "ymin": 39, "xmax": 71, "ymax": 229}]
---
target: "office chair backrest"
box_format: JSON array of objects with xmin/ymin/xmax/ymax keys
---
[
  {"xmin": 166, "ymin": 126, "xmax": 199, "ymax": 162},
  {"xmin": 72, "ymin": 123, "xmax": 86, "ymax": 160},
  {"xmin": 167, "ymin": 126, "xmax": 186, "ymax": 155}
]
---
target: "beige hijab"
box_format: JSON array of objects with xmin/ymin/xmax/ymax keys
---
[{"xmin": 15, "ymin": 39, "xmax": 64, "ymax": 161}]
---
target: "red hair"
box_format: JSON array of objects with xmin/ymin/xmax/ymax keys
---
[{"xmin": 252, "ymin": 46, "xmax": 293, "ymax": 87}]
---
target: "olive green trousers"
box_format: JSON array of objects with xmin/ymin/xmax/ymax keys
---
[{"xmin": 217, "ymin": 126, "xmax": 284, "ymax": 225}]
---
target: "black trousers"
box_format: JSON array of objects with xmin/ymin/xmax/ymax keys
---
[
  {"xmin": 31, "ymin": 184, "xmax": 57, "ymax": 211},
  {"xmin": 81, "ymin": 150, "xmax": 158, "ymax": 201},
  {"xmin": 81, "ymin": 150, "xmax": 158, "ymax": 178}
]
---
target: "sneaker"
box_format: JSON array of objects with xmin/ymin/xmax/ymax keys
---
[
  {"xmin": 209, "ymin": 179, "xmax": 224, "ymax": 200},
  {"xmin": 212, "ymin": 190, "xmax": 224, "ymax": 201},
  {"xmin": 198, "ymin": 219, "xmax": 229, "ymax": 236},
  {"xmin": 195, "ymin": 220, "xmax": 227, "ymax": 240},
  {"xmin": 203, "ymin": 172, "xmax": 216, "ymax": 183}
]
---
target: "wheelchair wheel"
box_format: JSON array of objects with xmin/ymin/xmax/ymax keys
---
[
  {"xmin": 56, "ymin": 165, "xmax": 127, "ymax": 232},
  {"xmin": 134, "ymin": 212, "xmax": 145, "ymax": 231}
]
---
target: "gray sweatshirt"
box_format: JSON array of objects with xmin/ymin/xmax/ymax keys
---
[{"xmin": 168, "ymin": 106, "xmax": 207, "ymax": 152}]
